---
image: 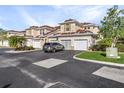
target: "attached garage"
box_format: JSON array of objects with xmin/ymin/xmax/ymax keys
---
[
  {"xmin": 74, "ymin": 39, "xmax": 88, "ymax": 50},
  {"xmin": 48, "ymin": 34, "xmax": 94, "ymax": 51},
  {"xmin": 33, "ymin": 40, "xmax": 41, "ymax": 49},
  {"xmin": 60, "ymin": 40, "xmax": 71, "ymax": 50}
]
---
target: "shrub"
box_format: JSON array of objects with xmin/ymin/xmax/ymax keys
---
[
  {"xmin": 116, "ymin": 44, "xmax": 124, "ymax": 52},
  {"xmin": 90, "ymin": 44, "xmax": 107, "ymax": 51},
  {"xmin": 90, "ymin": 45, "xmax": 100, "ymax": 51},
  {"xmin": 15, "ymin": 46, "xmax": 34, "ymax": 51},
  {"xmin": 97, "ymin": 38, "xmax": 112, "ymax": 47},
  {"xmin": 91, "ymin": 38, "xmax": 112, "ymax": 51},
  {"xmin": 9, "ymin": 36, "xmax": 26, "ymax": 48},
  {"xmin": 28, "ymin": 46, "xmax": 34, "ymax": 50}
]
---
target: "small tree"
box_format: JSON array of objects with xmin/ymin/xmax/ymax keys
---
[
  {"xmin": 9, "ymin": 36, "xmax": 26, "ymax": 47},
  {"xmin": 100, "ymin": 5, "xmax": 124, "ymax": 47}
]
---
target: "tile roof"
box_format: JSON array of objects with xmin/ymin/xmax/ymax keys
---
[{"xmin": 7, "ymin": 30, "xmax": 25, "ymax": 33}]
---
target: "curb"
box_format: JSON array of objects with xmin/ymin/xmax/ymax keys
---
[
  {"xmin": 5, "ymin": 49, "xmax": 42, "ymax": 53},
  {"xmin": 73, "ymin": 53, "xmax": 124, "ymax": 67}
]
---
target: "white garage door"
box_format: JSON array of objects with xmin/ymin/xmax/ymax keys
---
[
  {"xmin": 0, "ymin": 41, "xmax": 2, "ymax": 46},
  {"xmin": 33, "ymin": 40, "xmax": 41, "ymax": 48},
  {"xmin": 74, "ymin": 39, "xmax": 88, "ymax": 50},
  {"xmin": 3, "ymin": 40, "xmax": 9, "ymax": 47},
  {"xmin": 61, "ymin": 40, "xmax": 71, "ymax": 50}
]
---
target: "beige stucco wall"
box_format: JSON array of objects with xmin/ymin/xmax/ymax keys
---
[
  {"xmin": 85, "ymin": 26, "xmax": 99, "ymax": 34},
  {"xmin": 60, "ymin": 24, "xmax": 65, "ymax": 33},
  {"xmin": 60, "ymin": 23, "xmax": 85, "ymax": 33},
  {"xmin": 70, "ymin": 23, "xmax": 76, "ymax": 32},
  {"xmin": 26, "ymin": 29, "xmax": 40, "ymax": 37},
  {"xmin": 60, "ymin": 23, "xmax": 76, "ymax": 33},
  {"xmin": 76, "ymin": 25, "xmax": 84, "ymax": 31},
  {"xmin": 32, "ymin": 29, "xmax": 40, "ymax": 37},
  {"xmin": 26, "ymin": 30, "xmax": 31, "ymax": 36},
  {"xmin": 48, "ymin": 38, "xmax": 58, "ymax": 42},
  {"xmin": 26, "ymin": 39, "xmax": 33, "ymax": 46}
]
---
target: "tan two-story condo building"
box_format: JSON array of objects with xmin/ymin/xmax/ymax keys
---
[
  {"xmin": 25, "ymin": 19, "xmax": 99, "ymax": 50},
  {"xmin": 0, "ymin": 19, "xmax": 99, "ymax": 50}
]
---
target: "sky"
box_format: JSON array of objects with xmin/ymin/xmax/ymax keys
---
[{"xmin": 0, "ymin": 5, "xmax": 124, "ymax": 31}]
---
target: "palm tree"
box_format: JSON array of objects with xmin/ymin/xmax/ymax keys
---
[{"xmin": 0, "ymin": 28, "xmax": 7, "ymax": 46}]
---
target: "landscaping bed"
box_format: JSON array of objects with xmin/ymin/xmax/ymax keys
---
[
  {"xmin": 76, "ymin": 51, "xmax": 124, "ymax": 64},
  {"xmin": 15, "ymin": 46, "xmax": 34, "ymax": 51}
]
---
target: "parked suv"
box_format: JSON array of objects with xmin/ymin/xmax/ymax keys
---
[{"xmin": 43, "ymin": 42, "xmax": 64, "ymax": 53}]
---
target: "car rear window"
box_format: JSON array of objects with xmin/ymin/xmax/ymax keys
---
[
  {"xmin": 53, "ymin": 43, "xmax": 58, "ymax": 45},
  {"xmin": 44, "ymin": 42, "xmax": 61, "ymax": 46},
  {"xmin": 44, "ymin": 43, "xmax": 51, "ymax": 45}
]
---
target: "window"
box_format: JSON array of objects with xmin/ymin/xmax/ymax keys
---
[
  {"xmin": 40, "ymin": 30, "xmax": 44, "ymax": 35},
  {"xmin": 88, "ymin": 27, "xmax": 90, "ymax": 29},
  {"xmin": 65, "ymin": 24, "xmax": 71, "ymax": 31}
]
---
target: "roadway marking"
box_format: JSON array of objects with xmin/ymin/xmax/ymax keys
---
[
  {"xmin": 17, "ymin": 67, "xmax": 45, "ymax": 86},
  {"xmin": 0, "ymin": 56, "xmax": 69, "ymax": 87},
  {"xmin": 33, "ymin": 58, "xmax": 68, "ymax": 68},
  {"xmin": 0, "ymin": 56, "xmax": 20, "ymax": 68},
  {"xmin": 17, "ymin": 67, "xmax": 70, "ymax": 88},
  {"xmin": 93, "ymin": 66, "xmax": 124, "ymax": 83}
]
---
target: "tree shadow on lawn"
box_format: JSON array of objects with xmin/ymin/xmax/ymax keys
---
[{"xmin": 100, "ymin": 53, "xmax": 106, "ymax": 57}]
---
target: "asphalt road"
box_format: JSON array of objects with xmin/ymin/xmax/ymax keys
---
[{"xmin": 0, "ymin": 48, "xmax": 124, "ymax": 88}]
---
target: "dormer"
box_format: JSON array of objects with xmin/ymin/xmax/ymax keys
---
[{"xmin": 59, "ymin": 19, "xmax": 79, "ymax": 33}]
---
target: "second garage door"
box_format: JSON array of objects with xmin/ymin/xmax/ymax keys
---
[
  {"xmin": 74, "ymin": 39, "xmax": 88, "ymax": 50},
  {"xmin": 60, "ymin": 40, "xmax": 71, "ymax": 50},
  {"xmin": 33, "ymin": 40, "xmax": 41, "ymax": 48}
]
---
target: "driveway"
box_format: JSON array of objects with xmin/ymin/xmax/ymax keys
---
[{"xmin": 0, "ymin": 48, "xmax": 124, "ymax": 88}]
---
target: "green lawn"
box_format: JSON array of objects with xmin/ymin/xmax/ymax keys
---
[{"xmin": 76, "ymin": 51, "xmax": 124, "ymax": 64}]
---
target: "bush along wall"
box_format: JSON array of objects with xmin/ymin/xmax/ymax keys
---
[
  {"xmin": 90, "ymin": 38, "xmax": 112, "ymax": 51},
  {"xmin": 8, "ymin": 36, "xmax": 26, "ymax": 48},
  {"xmin": 91, "ymin": 38, "xmax": 124, "ymax": 52}
]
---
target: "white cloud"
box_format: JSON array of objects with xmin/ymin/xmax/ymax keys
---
[
  {"xmin": 14, "ymin": 5, "xmax": 114, "ymax": 28},
  {"xmin": 80, "ymin": 6, "xmax": 105, "ymax": 22},
  {"xmin": 50, "ymin": 5, "xmax": 112, "ymax": 23},
  {"xmin": 16, "ymin": 7, "xmax": 40, "ymax": 26}
]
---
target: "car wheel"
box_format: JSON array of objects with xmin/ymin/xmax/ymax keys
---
[
  {"xmin": 44, "ymin": 51, "xmax": 47, "ymax": 53},
  {"xmin": 62, "ymin": 47, "xmax": 64, "ymax": 51},
  {"xmin": 52, "ymin": 49, "xmax": 56, "ymax": 53}
]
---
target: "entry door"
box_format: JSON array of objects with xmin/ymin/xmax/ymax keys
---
[
  {"xmin": 74, "ymin": 39, "xmax": 88, "ymax": 50},
  {"xmin": 61, "ymin": 40, "xmax": 71, "ymax": 50}
]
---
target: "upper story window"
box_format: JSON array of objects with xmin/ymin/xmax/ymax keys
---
[
  {"xmin": 40, "ymin": 30, "xmax": 44, "ymax": 35},
  {"xmin": 65, "ymin": 23, "xmax": 71, "ymax": 31},
  {"xmin": 88, "ymin": 27, "xmax": 90, "ymax": 29},
  {"xmin": 93, "ymin": 26, "xmax": 96, "ymax": 29}
]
